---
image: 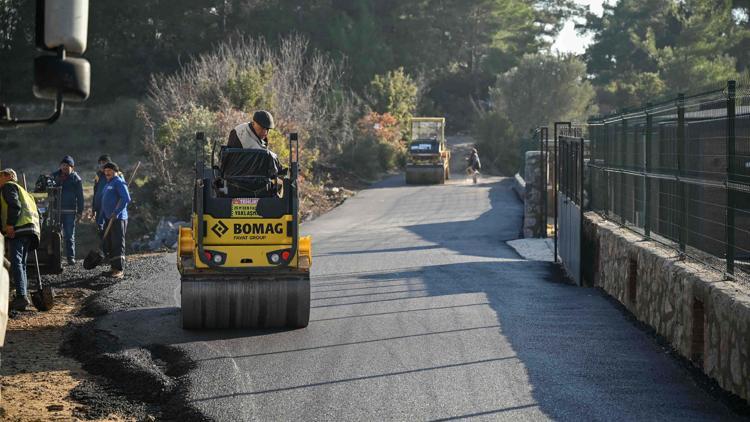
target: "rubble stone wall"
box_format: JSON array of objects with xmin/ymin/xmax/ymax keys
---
[{"xmin": 584, "ymin": 212, "xmax": 750, "ymax": 402}]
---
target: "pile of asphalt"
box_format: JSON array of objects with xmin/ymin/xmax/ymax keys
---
[{"xmin": 50, "ymin": 254, "xmax": 207, "ymax": 421}]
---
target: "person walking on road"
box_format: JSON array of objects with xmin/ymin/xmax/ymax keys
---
[
  {"xmin": 52, "ymin": 155, "xmax": 84, "ymax": 265},
  {"xmin": 466, "ymin": 148, "xmax": 481, "ymax": 184},
  {"xmin": 100, "ymin": 162, "xmax": 130, "ymax": 279},
  {"xmin": 0, "ymin": 169, "xmax": 41, "ymax": 311}
]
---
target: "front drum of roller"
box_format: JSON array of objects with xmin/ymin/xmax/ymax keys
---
[{"xmin": 181, "ymin": 273, "xmax": 310, "ymax": 329}]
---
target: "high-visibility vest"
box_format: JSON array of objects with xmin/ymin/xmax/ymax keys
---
[{"xmin": 1, "ymin": 181, "xmax": 40, "ymax": 238}]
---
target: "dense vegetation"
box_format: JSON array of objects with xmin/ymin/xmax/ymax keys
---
[{"xmin": 2, "ymin": 0, "xmax": 750, "ymax": 221}]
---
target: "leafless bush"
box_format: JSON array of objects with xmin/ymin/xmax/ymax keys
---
[
  {"xmin": 137, "ymin": 34, "xmax": 361, "ymax": 225},
  {"xmin": 143, "ymin": 34, "xmax": 358, "ymax": 161}
]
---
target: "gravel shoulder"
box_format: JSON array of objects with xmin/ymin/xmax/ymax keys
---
[{"xmin": 1, "ymin": 254, "xmax": 172, "ymax": 421}]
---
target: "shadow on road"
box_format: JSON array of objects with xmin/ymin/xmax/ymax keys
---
[{"xmin": 403, "ymin": 179, "xmax": 522, "ymax": 259}]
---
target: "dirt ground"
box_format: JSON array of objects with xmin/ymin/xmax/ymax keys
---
[{"xmin": 1, "ymin": 287, "xmax": 131, "ymax": 421}]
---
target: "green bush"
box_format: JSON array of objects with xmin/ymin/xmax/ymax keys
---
[
  {"xmin": 472, "ymin": 110, "xmax": 518, "ymax": 176},
  {"xmin": 137, "ymin": 106, "xmax": 222, "ymax": 227},
  {"xmin": 368, "ymin": 68, "xmax": 418, "ymax": 124},
  {"xmin": 226, "ymin": 63, "xmax": 275, "ymax": 113},
  {"xmin": 340, "ymin": 135, "xmax": 382, "ymax": 179},
  {"xmin": 339, "ymin": 111, "xmax": 404, "ymax": 178}
]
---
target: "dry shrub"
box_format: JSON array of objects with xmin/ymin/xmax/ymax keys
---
[{"xmin": 137, "ymin": 35, "xmax": 359, "ymax": 227}]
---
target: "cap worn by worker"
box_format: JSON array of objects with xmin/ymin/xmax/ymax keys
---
[
  {"xmin": 253, "ymin": 110, "xmax": 275, "ymax": 130},
  {"xmin": 102, "ymin": 162, "xmax": 120, "ymax": 172},
  {"xmin": 98, "ymin": 154, "xmax": 111, "ymax": 163},
  {"xmin": 60, "ymin": 155, "xmax": 75, "ymax": 166}
]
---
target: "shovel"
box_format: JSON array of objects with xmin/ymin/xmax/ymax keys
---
[
  {"xmin": 20, "ymin": 172, "xmax": 54, "ymax": 311},
  {"xmin": 31, "ymin": 246, "xmax": 54, "ymax": 311},
  {"xmin": 83, "ymin": 161, "xmax": 140, "ymax": 270},
  {"xmin": 83, "ymin": 214, "xmax": 115, "ymax": 270}
]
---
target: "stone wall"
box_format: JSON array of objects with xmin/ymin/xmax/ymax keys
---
[
  {"xmin": 524, "ymin": 151, "xmax": 544, "ymax": 238},
  {"xmin": 584, "ymin": 212, "xmax": 750, "ymax": 402}
]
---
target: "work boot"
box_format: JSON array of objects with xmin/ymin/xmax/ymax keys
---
[
  {"xmin": 11, "ymin": 295, "xmax": 30, "ymax": 311},
  {"xmin": 109, "ymin": 270, "xmax": 124, "ymax": 279},
  {"xmin": 67, "ymin": 258, "xmax": 76, "ymax": 265}
]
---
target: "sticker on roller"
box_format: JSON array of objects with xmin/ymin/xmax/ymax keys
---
[{"xmin": 231, "ymin": 198, "xmax": 260, "ymax": 218}]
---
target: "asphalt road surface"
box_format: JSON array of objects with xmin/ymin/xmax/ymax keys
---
[{"xmin": 94, "ymin": 173, "xmax": 743, "ymax": 421}]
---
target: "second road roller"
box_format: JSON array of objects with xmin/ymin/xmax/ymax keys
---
[{"xmin": 405, "ymin": 117, "xmax": 450, "ymax": 184}]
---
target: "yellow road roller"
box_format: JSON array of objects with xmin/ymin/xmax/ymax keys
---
[
  {"xmin": 178, "ymin": 132, "xmax": 312, "ymax": 329},
  {"xmin": 405, "ymin": 117, "xmax": 450, "ymax": 184}
]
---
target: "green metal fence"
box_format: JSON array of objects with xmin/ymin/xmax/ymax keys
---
[{"xmin": 588, "ymin": 81, "xmax": 750, "ymax": 278}]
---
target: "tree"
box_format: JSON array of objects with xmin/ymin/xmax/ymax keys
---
[
  {"xmin": 471, "ymin": 53, "xmax": 596, "ymax": 176},
  {"xmin": 491, "ymin": 53, "xmax": 597, "ymax": 137},
  {"xmin": 583, "ymin": 0, "xmax": 747, "ymax": 109},
  {"xmin": 367, "ymin": 68, "xmax": 418, "ymax": 124}
]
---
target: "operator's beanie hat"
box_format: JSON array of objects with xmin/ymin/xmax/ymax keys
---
[
  {"xmin": 60, "ymin": 155, "xmax": 75, "ymax": 166},
  {"xmin": 98, "ymin": 154, "xmax": 111, "ymax": 163},
  {"xmin": 102, "ymin": 162, "xmax": 119, "ymax": 172}
]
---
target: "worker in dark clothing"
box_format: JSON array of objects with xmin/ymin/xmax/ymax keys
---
[
  {"xmin": 92, "ymin": 154, "xmax": 111, "ymax": 231},
  {"xmin": 52, "ymin": 156, "xmax": 84, "ymax": 265},
  {"xmin": 224, "ymin": 110, "xmax": 284, "ymax": 179},
  {"xmin": 227, "ymin": 110, "xmax": 275, "ymax": 149},
  {"xmin": 0, "ymin": 169, "xmax": 41, "ymax": 311},
  {"xmin": 100, "ymin": 162, "xmax": 130, "ymax": 279},
  {"xmin": 466, "ymin": 148, "xmax": 481, "ymax": 184}
]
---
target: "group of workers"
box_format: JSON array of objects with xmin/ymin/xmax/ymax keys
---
[{"xmin": 2, "ymin": 154, "xmax": 131, "ymax": 312}]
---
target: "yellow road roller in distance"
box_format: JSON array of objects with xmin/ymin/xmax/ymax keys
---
[
  {"xmin": 405, "ymin": 117, "xmax": 450, "ymax": 184},
  {"xmin": 178, "ymin": 132, "xmax": 312, "ymax": 329}
]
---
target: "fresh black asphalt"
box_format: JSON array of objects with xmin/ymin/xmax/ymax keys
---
[{"xmin": 88, "ymin": 174, "xmax": 744, "ymax": 421}]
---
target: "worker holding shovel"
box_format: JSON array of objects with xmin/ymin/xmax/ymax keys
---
[
  {"xmin": 99, "ymin": 162, "xmax": 131, "ymax": 279},
  {"xmin": 0, "ymin": 169, "xmax": 41, "ymax": 311}
]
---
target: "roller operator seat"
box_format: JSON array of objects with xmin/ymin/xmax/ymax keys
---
[{"xmin": 217, "ymin": 147, "xmax": 283, "ymax": 198}]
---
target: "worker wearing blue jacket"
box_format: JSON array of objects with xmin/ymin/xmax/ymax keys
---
[
  {"xmin": 52, "ymin": 155, "xmax": 84, "ymax": 265},
  {"xmin": 100, "ymin": 162, "xmax": 131, "ymax": 278},
  {"xmin": 92, "ymin": 154, "xmax": 111, "ymax": 228}
]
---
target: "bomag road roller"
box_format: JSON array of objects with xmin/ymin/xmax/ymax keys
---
[
  {"xmin": 405, "ymin": 117, "xmax": 450, "ymax": 184},
  {"xmin": 178, "ymin": 132, "xmax": 312, "ymax": 329}
]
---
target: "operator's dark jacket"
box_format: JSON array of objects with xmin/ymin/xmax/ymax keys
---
[
  {"xmin": 226, "ymin": 123, "xmax": 282, "ymax": 175},
  {"xmin": 52, "ymin": 170, "xmax": 84, "ymax": 216}
]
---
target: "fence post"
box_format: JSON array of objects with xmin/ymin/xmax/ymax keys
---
[
  {"xmin": 554, "ymin": 122, "xmax": 572, "ymax": 263},
  {"xmin": 543, "ymin": 127, "xmax": 549, "ymax": 237},
  {"xmin": 554, "ymin": 124, "xmax": 559, "ymax": 263},
  {"xmin": 620, "ymin": 116, "xmax": 628, "ymax": 225},
  {"xmin": 677, "ymin": 93, "xmax": 687, "ymax": 252},
  {"xmin": 580, "ymin": 136, "xmax": 585, "ymax": 285},
  {"xmin": 605, "ymin": 121, "xmax": 610, "ymax": 218},
  {"xmin": 644, "ymin": 103, "xmax": 652, "ymax": 237},
  {"xmin": 726, "ymin": 80, "xmax": 736, "ymax": 275}
]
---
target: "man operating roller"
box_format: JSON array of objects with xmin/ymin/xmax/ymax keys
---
[
  {"xmin": 227, "ymin": 110, "xmax": 275, "ymax": 150},
  {"xmin": 224, "ymin": 110, "xmax": 285, "ymax": 188}
]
